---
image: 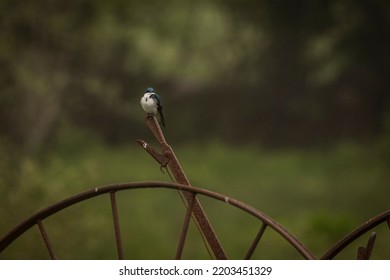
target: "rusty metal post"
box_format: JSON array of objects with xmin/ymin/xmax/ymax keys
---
[{"xmin": 137, "ymin": 115, "xmax": 227, "ymax": 259}]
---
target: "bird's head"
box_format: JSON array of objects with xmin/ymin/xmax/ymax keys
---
[{"xmin": 145, "ymin": 87, "xmax": 155, "ymax": 94}]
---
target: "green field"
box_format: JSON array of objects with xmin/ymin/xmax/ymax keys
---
[{"xmin": 1, "ymin": 129, "xmax": 389, "ymax": 259}]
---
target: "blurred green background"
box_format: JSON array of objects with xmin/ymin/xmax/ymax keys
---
[{"xmin": 1, "ymin": 0, "xmax": 389, "ymax": 259}]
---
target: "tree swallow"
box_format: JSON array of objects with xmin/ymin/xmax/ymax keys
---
[{"xmin": 140, "ymin": 87, "xmax": 165, "ymax": 127}]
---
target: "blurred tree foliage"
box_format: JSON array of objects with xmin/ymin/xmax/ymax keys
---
[{"xmin": 1, "ymin": 0, "xmax": 389, "ymax": 152}]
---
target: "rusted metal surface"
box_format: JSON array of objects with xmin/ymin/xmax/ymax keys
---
[
  {"xmin": 110, "ymin": 192, "xmax": 124, "ymax": 259},
  {"xmin": 0, "ymin": 181, "xmax": 316, "ymax": 259},
  {"xmin": 175, "ymin": 194, "xmax": 196, "ymax": 259},
  {"xmin": 245, "ymin": 222, "xmax": 267, "ymax": 259},
  {"xmin": 37, "ymin": 220, "xmax": 57, "ymax": 260},
  {"xmin": 137, "ymin": 115, "xmax": 227, "ymax": 259},
  {"xmin": 321, "ymin": 209, "xmax": 390, "ymax": 259},
  {"xmin": 357, "ymin": 232, "xmax": 376, "ymax": 260}
]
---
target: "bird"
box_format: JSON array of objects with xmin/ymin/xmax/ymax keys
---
[{"xmin": 140, "ymin": 87, "xmax": 165, "ymax": 127}]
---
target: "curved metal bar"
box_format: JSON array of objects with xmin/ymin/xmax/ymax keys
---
[
  {"xmin": 321, "ymin": 209, "xmax": 390, "ymax": 259},
  {"xmin": 0, "ymin": 181, "xmax": 316, "ymax": 259}
]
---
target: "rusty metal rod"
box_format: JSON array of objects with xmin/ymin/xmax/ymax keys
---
[
  {"xmin": 175, "ymin": 194, "xmax": 196, "ymax": 259},
  {"xmin": 110, "ymin": 192, "xmax": 124, "ymax": 259},
  {"xmin": 357, "ymin": 232, "xmax": 376, "ymax": 260},
  {"xmin": 37, "ymin": 220, "xmax": 57, "ymax": 260},
  {"xmin": 357, "ymin": 247, "xmax": 365, "ymax": 260},
  {"xmin": 245, "ymin": 222, "xmax": 267, "ymax": 259},
  {"xmin": 364, "ymin": 232, "xmax": 377, "ymax": 260},
  {"xmin": 142, "ymin": 116, "xmax": 227, "ymax": 259}
]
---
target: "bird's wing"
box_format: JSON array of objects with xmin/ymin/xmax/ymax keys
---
[
  {"xmin": 151, "ymin": 93, "xmax": 165, "ymax": 127},
  {"xmin": 151, "ymin": 93, "xmax": 162, "ymax": 106}
]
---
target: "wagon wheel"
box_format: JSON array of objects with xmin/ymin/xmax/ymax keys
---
[
  {"xmin": 0, "ymin": 181, "xmax": 316, "ymax": 259},
  {"xmin": 1, "ymin": 183, "xmax": 389, "ymax": 259}
]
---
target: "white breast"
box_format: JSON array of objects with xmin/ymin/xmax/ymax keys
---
[{"xmin": 140, "ymin": 93, "xmax": 158, "ymax": 115}]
